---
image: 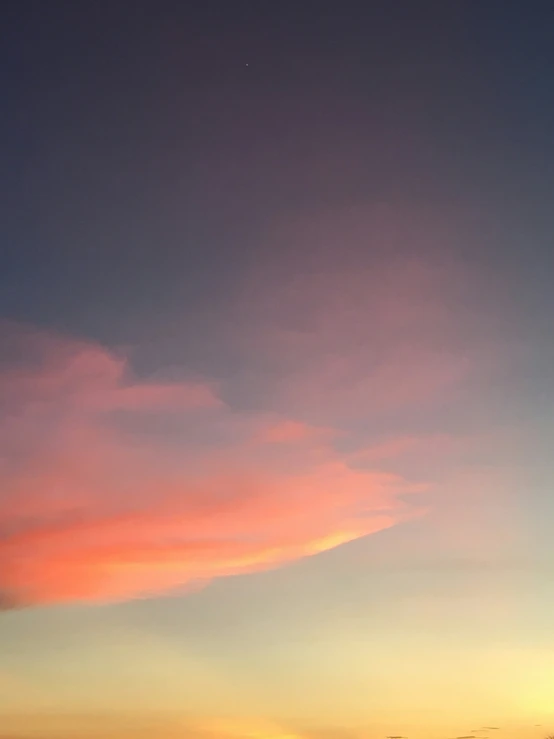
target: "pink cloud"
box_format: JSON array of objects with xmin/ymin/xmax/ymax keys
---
[
  {"xmin": 0, "ymin": 323, "xmax": 220, "ymax": 415},
  {"xmin": 0, "ymin": 324, "xmax": 421, "ymax": 607},
  {"xmin": 257, "ymin": 419, "xmax": 335, "ymax": 444},
  {"xmin": 352, "ymin": 434, "xmax": 457, "ymax": 462}
]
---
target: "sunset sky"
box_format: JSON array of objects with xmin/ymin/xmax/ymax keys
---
[{"xmin": 2, "ymin": 3, "xmax": 554, "ymax": 738}]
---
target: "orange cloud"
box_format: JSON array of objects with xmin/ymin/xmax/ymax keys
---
[{"xmin": 0, "ymin": 324, "xmax": 421, "ymax": 607}]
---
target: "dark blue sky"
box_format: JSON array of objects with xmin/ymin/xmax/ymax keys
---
[{"xmin": 3, "ymin": 1, "xmax": 554, "ymax": 350}]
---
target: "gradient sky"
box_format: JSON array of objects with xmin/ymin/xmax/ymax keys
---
[{"xmin": 2, "ymin": 3, "xmax": 554, "ymax": 738}]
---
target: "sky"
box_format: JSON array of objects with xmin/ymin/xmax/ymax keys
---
[{"xmin": 2, "ymin": 2, "xmax": 554, "ymax": 738}]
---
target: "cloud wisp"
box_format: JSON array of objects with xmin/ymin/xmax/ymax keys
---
[{"xmin": 0, "ymin": 323, "xmax": 424, "ymax": 607}]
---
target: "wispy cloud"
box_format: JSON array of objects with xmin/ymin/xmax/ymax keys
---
[
  {"xmin": 0, "ymin": 323, "xmax": 423, "ymax": 607},
  {"xmin": 233, "ymin": 206, "xmax": 491, "ymax": 428}
]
